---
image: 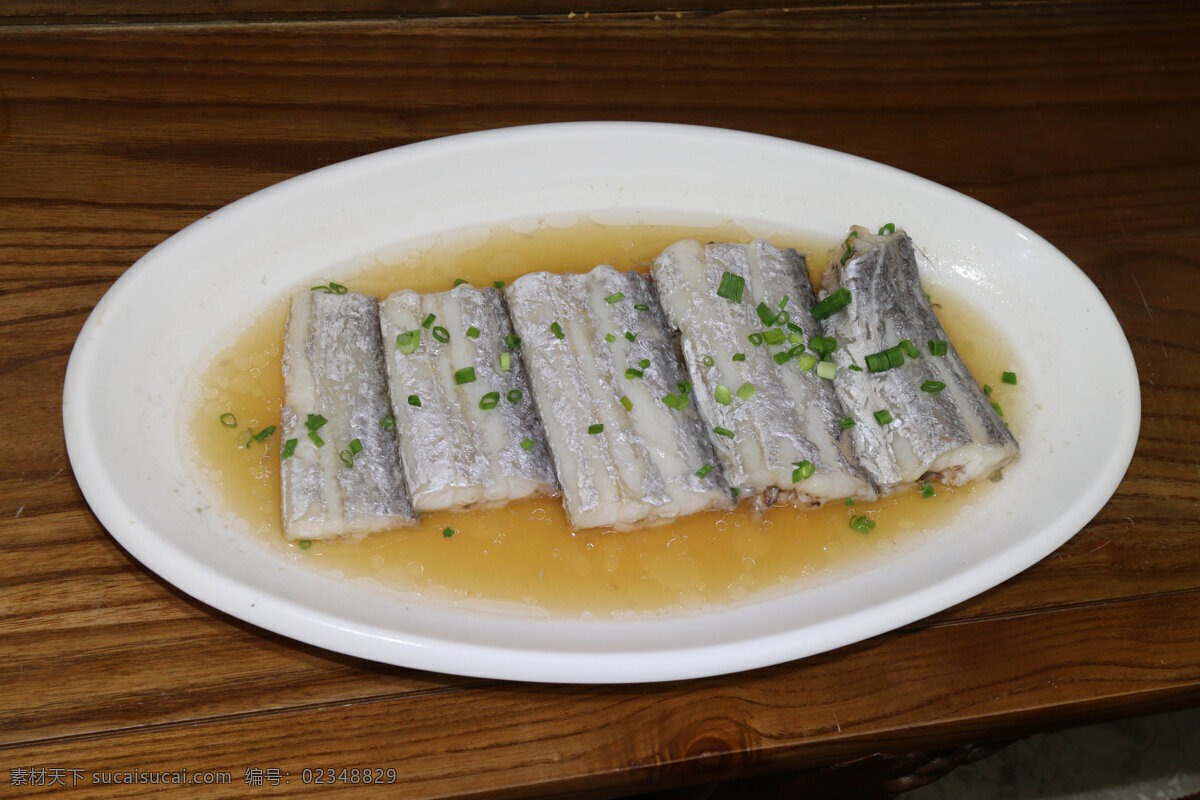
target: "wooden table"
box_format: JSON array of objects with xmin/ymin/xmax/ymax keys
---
[{"xmin": 3, "ymin": 2, "xmax": 1198, "ymax": 797}]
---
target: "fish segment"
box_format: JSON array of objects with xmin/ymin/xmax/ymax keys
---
[
  {"xmin": 378, "ymin": 285, "xmax": 557, "ymax": 512},
  {"xmin": 652, "ymin": 240, "xmax": 876, "ymax": 508},
  {"xmin": 505, "ymin": 266, "xmax": 733, "ymax": 530},
  {"xmin": 280, "ymin": 290, "xmax": 417, "ymax": 540},
  {"xmin": 819, "ymin": 227, "xmax": 1019, "ymax": 491}
]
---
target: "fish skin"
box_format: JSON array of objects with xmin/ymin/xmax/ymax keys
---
[
  {"xmin": 652, "ymin": 240, "xmax": 876, "ymax": 507},
  {"xmin": 819, "ymin": 227, "xmax": 1019, "ymax": 491},
  {"xmin": 378, "ymin": 285, "xmax": 557, "ymax": 512},
  {"xmin": 280, "ymin": 290, "xmax": 417, "ymax": 540},
  {"xmin": 506, "ymin": 265, "xmax": 733, "ymax": 530}
]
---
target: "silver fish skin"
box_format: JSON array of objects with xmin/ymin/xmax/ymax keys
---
[
  {"xmin": 652, "ymin": 240, "xmax": 876, "ymax": 507},
  {"xmin": 819, "ymin": 227, "xmax": 1019, "ymax": 490},
  {"xmin": 280, "ymin": 290, "xmax": 417, "ymax": 540},
  {"xmin": 378, "ymin": 285, "xmax": 557, "ymax": 512},
  {"xmin": 505, "ymin": 266, "xmax": 733, "ymax": 530}
]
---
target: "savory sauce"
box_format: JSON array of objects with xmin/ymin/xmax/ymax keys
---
[{"xmin": 181, "ymin": 218, "xmax": 1024, "ymax": 617}]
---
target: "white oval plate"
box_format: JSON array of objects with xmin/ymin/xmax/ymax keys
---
[{"xmin": 63, "ymin": 123, "xmax": 1139, "ymax": 683}]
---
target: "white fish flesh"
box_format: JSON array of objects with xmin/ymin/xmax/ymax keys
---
[
  {"xmin": 378, "ymin": 285, "xmax": 557, "ymax": 512},
  {"xmin": 652, "ymin": 240, "xmax": 876, "ymax": 508},
  {"xmin": 819, "ymin": 227, "xmax": 1019, "ymax": 490},
  {"xmin": 505, "ymin": 266, "xmax": 733, "ymax": 530},
  {"xmin": 280, "ymin": 290, "xmax": 417, "ymax": 540}
]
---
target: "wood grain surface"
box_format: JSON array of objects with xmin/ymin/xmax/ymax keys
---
[{"xmin": 2, "ymin": 2, "xmax": 1198, "ymax": 797}]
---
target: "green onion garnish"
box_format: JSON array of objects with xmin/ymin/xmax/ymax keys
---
[
  {"xmin": 605, "ymin": 292, "xmax": 625, "ymax": 304},
  {"xmin": 808, "ymin": 336, "xmax": 837, "ymax": 359},
  {"xmin": 921, "ymin": 380, "xmax": 946, "ymax": 393},
  {"xmin": 677, "ymin": 380, "xmax": 691, "ymax": 395},
  {"xmin": 848, "ymin": 364, "xmax": 863, "ymax": 372},
  {"xmin": 421, "ymin": 313, "xmax": 436, "ymax": 329},
  {"xmin": 776, "ymin": 310, "xmax": 791, "ymax": 326},
  {"xmin": 349, "ymin": 438, "xmax": 363, "ymax": 454},
  {"xmin": 380, "ymin": 415, "xmax": 395, "ymax": 429},
  {"xmin": 792, "ymin": 460, "xmax": 814, "ymax": 482},
  {"xmin": 219, "ymin": 413, "xmax": 237, "ymax": 427},
  {"xmin": 625, "ymin": 331, "xmax": 636, "ymax": 342},
  {"xmin": 396, "ymin": 330, "xmax": 421, "ymax": 353},
  {"xmin": 431, "ymin": 326, "xmax": 450, "ymax": 343},
  {"xmin": 731, "ymin": 488, "xmax": 741, "ymax": 498},
  {"xmin": 494, "ymin": 280, "xmax": 505, "ymax": 289},
  {"xmin": 899, "ymin": 339, "xmax": 918, "ymax": 358},
  {"xmin": 787, "ymin": 332, "xmax": 804, "ymax": 345},
  {"xmin": 849, "ymin": 515, "xmax": 875, "ymax": 534},
  {"xmin": 297, "ymin": 539, "xmax": 312, "ymax": 550},
  {"xmin": 453, "ymin": 278, "xmax": 468, "ymax": 287},
  {"xmin": 311, "ymin": 282, "xmax": 348, "ymax": 294},
  {"xmin": 253, "ymin": 425, "xmax": 277, "ymax": 443},
  {"xmin": 816, "ymin": 361, "xmax": 837, "ymax": 380},
  {"xmin": 479, "ymin": 391, "xmax": 500, "ymax": 410},
  {"xmin": 550, "ymin": 321, "xmax": 564, "ymax": 339},
  {"xmin": 714, "ymin": 384, "xmax": 732, "ymax": 405},
  {"xmin": 625, "ymin": 368, "xmax": 644, "ymax": 379},
  {"xmin": 702, "ymin": 355, "xmax": 715, "ymax": 367},
  {"xmin": 713, "ymin": 426, "xmax": 735, "ymax": 439},
  {"xmin": 442, "ymin": 527, "xmax": 455, "ymax": 538},
  {"xmin": 878, "ymin": 223, "xmax": 896, "ymax": 235},
  {"xmin": 605, "ymin": 333, "xmax": 616, "ymax": 343},
  {"xmin": 984, "ymin": 384, "xmax": 994, "ymax": 395},
  {"xmin": 661, "ymin": 393, "xmax": 689, "ymax": 410},
  {"xmin": 308, "ymin": 431, "xmax": 324, "ymax": 447},
  {"xmin": 507, "ymin": 389, "xmax": 522, "ymax": 403},
  {"xmin": 839, "ymin": 230, "xmax": 859, "ymax": 265},
  {"xmin": 774, "ymin": 348, "xmax": 796, "ymax": 366},
  {"xmin": 498, "ymin": 352, "xmax": 512, "ymax": 372},
  {"xmin": 797, "ymin": 353, "xmax": 818, "ymax": 371},
  {"xmin": 874, "ymin": 409, "xmax": 894, "ymax": 425},
  {"xmin": 845, "ymin": 497, "xmax": 855, "ymax": 506},
  {"xmin": 408, "ymin": 394, "xmax": 421, "ymax": 407},
  {"xmin": 736, "ymin": 382, "xmax": 756, "ymax": 400},
  {"xmin": 520, "ymin": 438, "xmax": 534, "ymax": 450},
  {"xmin": 732, "ymin": 353, "xmax": 746, "ymax": 362},
  {"xmin": 838, "ymin": 416, "xmax": 855, "ymax": 429},
  {"xmin": 865, "ymin": 345, "xmax": 905, "ymax": 372},
  {"xmin": 466, "ymin": 326, "xmax": 480, "ymax": 339},
  {"xmin": 306, "ymin": 414, "xmax": 327, "ymax": 432},
  {"xmin": 748, "ymin": 332, "xmax": 764, "ymax": 346},
  {"xmin": 756, "ymin": 302, "xmax": 778, "ymax": 327},
  {"xmin": 454, "ymin": 367, "xmax": 476, "ymax": 385},
  {"xmin": 763, "ymin": 328, "xmax": 786, "ymax": 346},
  {"xmin": 811, "ymin": 288, "xmax": 852, "ymax": 321},
  {"xmin": 339, "ymin": 449, "xmax": 354, "ymax": 467},
  {"xmin": 716, "ymin": 271, "xmax": 745, "ymax": 303},
  {"xmin": 505, "ymin": 333, "xmax": 522, "ymax": 349},
  {"xmin": 280, "ymin": 438, "xmax": 298, "ymax": 459},
  {"xmin": 634, "ymin": 303, "xmax": 649, "ymax": 311},
  {"xmin": 588, "ymin": 423, "xmax": 604, "ymax": 434},
  {"xmin": 696, "ymin": 463, "xmax": 714, "ymax": 478},
  {"xmin": 620, "ymin": 395, "xmax": 633, "ymax": 411},
  {"xmin": 638, "ymin": 358, "xmax": 650, "ymax": 369},
  {"xmin": 990, "ymin": 401, "xmax": 1004, "ymax": 417},
  {"xmin": 1002, "ymin": 371, "xmax": 1018, "ymax": 385},
  {"xmin": 922, "ymin": 480, "xmax": 935, "ymax": 498},
  {"xmin": 928, "ymin": 339, "xmax": 949, "ymax": 356}
]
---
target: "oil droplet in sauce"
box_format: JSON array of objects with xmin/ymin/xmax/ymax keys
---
[{"xmin": 181, "ymin": 218, "xmax": 1023, "ymax": 617}]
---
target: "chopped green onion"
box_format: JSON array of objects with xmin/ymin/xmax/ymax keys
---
[
  {"xmin": 848, "ymin": 364, "xmax": 863, "ymax": 372},
  {"xmin": 588, "ymin": 423, "xmax": 604, "ymax": 434},
  {"xmin": 797, "ymin": 353, "xmax": 818, "ymax": 371},
  {"xmin": 774, "ymin": 348, "xmax": 796, "ymax": 366},
  {"xmin": 339, "ymin": 449, "xmax": 354, "ymax": 467},
  {"xmin": 921, "ymin": 380, "xmax": 946, "ymax": 393},
  {"xmin": 280, "ymin": 438, "xmax": 298, "ymax": 459},
  {"xmin": 714, "ymin": 384, "xmax": 732, "ymax": 405},
  {"xmin": 638, "ymin": 358, "xmax": 650, "ymax": 369},
  {"xmin": 786, "ymin": 321, "xmax": 804, "ymax": 334},
  {"xmin": 305, "ymin": 414, "xmax": 327, "ymax": 432},
  {"xmin": 808, "ymin": 336, "xmax": 837, "ymax": 359},
  {"xmin": 620, "ymin": 395, "xmax": 633, "ymax": 411},
  {"xmin": 748, "ymin": 332, "xmax": 764, "ymax": 346},
  {"xmin": 605, "ymin": 333, "xmax": 616, "ymax": 343},
  {"xmin": 465, "ymin": 326, "xmax": 480, "ymax": 339},
  {"xmin": 479, "ymin": 391, "xmax": 500, "ymax": 410},
  {"xmin": 838, "ymin": 416, "xmax": 855, "ymax": 429},
  {"xmin": 731, "ymin": 488, "xmax": 741, "ymax": 498},
  {"xmin": 1002, "ymin": 371, "xmax": 1018, "ymax": 385},
  {"xmin": 865, "ymin": 345, "xmax": 905, "ymax": 373},
  {"xmin": 787, "ymin": 332, "xmax": 804, "ymax": 345},
  {"xmin": 349, "ymin": 438, "xmax": 363, "ymax": 454},
  {"xmin": 625, "ymin": 331, "xmax": 636, "ymax": 342},
  {"xmin": 899, "ymin": 338, "xmax": 918, "ymax": 358},
  {"xmin": 702, "ymin": 355, "xmax": 715, "ymax": 367},
  {"xmin": 840, "ymin": 230, "xmax": 860, "ymax": 264},
  {"xmin": 634, "ymin": 303, "xmax": 650, "ymax": 311},
  {"xmin": 816, "ymin": 361, "xmax": 837, "ymax": 380},
  {"xmin": 297, "ymin": 539, "xmax": 312, "ymax": 550},
  {"xmin": 845, "ymin": 497, "xmax": 855, "ymax": 506},
  {"xmin": 453, "ymin": 278, "xmax": 468, "ymax": 287},
  {"xmin": 308, "ymin": 431, "xmax": 324, "ymax": 447},
  {"xmin": 874, "ymin": 409, "xmax": 894, "ymax": 425},
  {"xmin": 498, "ymin": 352, "xmax": 512, "ymax": 372},
  {"xmin": 695, "ymin": 463, "xmax": 714, "ymax": 478},
  {"xmin": 756, "ymin": 302, "xmax": 778, "ymax": 327},
  {"xmin": 311, "ymin": 281, "xmax": 348, "ymax": 294},
  {"xmin": 219, "ymin": 413, "xmax": 237, "ymax": 428},
  {"xmin": 605, "ymin": 292, "xmax": 625, "ymax": 304},
  {"xmin": 792, "ymin": 460, "xmax": 814, "ymax": 482},
  {"xmin": 431, "ymin": 326, "xmax": 450, "ymax": 343},
  {"xmin": 550, "ymin": 321, "xmax": 564, "ymax": 339},
  {"xmin": 736, "ymin": 382, "xmax": 756, "ymax": 400},
  {"xmin": 990, "ymin": 401, "xmax": 1004, "ymax": 417},
  {"xmin": 661, "ymin": 393, "xmax": 689, "ymax": 409},
  {"xmin": 716, "ymin": 271, "xmax": 745, "ymax": 303},
  {"xmin": 380, "ymin": 415, "xmax": 395, "ymax": 429},
  {"xmin": 396, "ymin": 330, "xmax": 421, "ymax": 353},
  {"xmin": 678, "ymin": 380, "xmax": 692, "ymax": 395},
  {"xmin": 421, "ymin": 313, "xmax": 436, "ymax": 329},
  {"xmin": 442, "ymin": 526, "xmax": 455, "ymax": 538},
  {"xmin": 763, "ymin": 328, "xmax": 786, "ymax": 346},
  {"xmin": 713, "ymin": 426, "xmax": 735, "ymax": 439},
  {"xmin": 922, "ymin": 480, "xmax": 935, "ymax": 498},
  {"xmin": 776, "ymin": 310, "xmax": 791, "ymax": 325},
  {"xmin": 408, "ymin": 394, "xmax": 421, "ymax": 407},
  {"xmin": 849, "ymin": 514, "xmax": 875, "ymax": 534},
  {"xmin": 878, "ymin": 223, "xmax": 896, "ymax": 235},
  {"xmin": 494, "ymin": 280, "xmax": 505, "ymax": 289},
  {"xmin": 625, "ymin": 368, "xmax": 644, "ymax": 379},
  {"xmin": 454, "ymin": 367, "xmax": 476, "ymax": 385},
  {"xmin": 984, "ymin": 384, "xmax": 994, "ymax": 396},
  {"xmin": 504, "ymin": 333, "xmax": 522, "ymax": 349},
  {"xmin": 520, "ymin": 437, "xmax": 534, "ymax": 450},
  {"xmin": 507, "ymin": 389, "xmax": 522, "ymax": 403},
  {"xmin": 253, "ymin": 425, "xmax": 277, "ymax": 443},
  {"xmin": 928, "ymin": 339, "xmax": 949, "ymax": 356},
  {"xmin": 812, "ymin": 288, "xmax": 852, "ymax": 321}
]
